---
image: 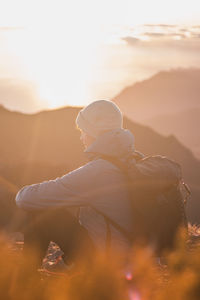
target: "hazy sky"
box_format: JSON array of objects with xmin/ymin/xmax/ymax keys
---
[{"xmin": 0, "ymin": 0, "xmax": 200, "ymax": 113}]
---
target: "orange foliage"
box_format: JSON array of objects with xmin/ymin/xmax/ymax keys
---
[{"xmin": 0, "ymin": 227, "xmax": 199, "ymax": 300}]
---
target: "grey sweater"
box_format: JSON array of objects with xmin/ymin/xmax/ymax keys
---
[{"xmin": 16, "ymin": 129, "xmax": 134, "ymax": 252}]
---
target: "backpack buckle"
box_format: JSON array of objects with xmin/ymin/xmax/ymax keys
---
[{"xmin": 182, "ymin": 181, "xmax": 191, "ymax": 204}]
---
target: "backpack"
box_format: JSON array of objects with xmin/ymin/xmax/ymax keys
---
[{"xmin": 94, "ymin": 152, "xmax": 190, "ymax": 255}]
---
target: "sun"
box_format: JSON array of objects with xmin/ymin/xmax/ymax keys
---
[
  {"xmin": 4, "ymin": 2, "xmax": 104, "ymax": 108},
  {"xmin": 14, "ymin": 25, "xmax": 100, "ymax": 107},
  {"xmin": 2, "ymin": 0, "xmax": 200, "ymax": 112}
]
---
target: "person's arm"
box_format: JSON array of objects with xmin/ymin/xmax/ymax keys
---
[{"xmin": 15, "ymin": 161, "xmax": 98, "ymax": 211}]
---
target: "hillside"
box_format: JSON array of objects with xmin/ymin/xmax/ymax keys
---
[
  {"xmin": 113, "ymin": 68, "xmax": 200, "ymax": 158},
  {"xmin": 0, "ymin": 106, "xmax": 199, "ymax": 223},
  {"xmin": 146, "ymin": 108, "xmax": 200, "ymax": 158}
]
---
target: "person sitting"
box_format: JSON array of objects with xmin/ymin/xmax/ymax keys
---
[{"xmin": 15, "ymin": 100, "xmax": 134, "ymax": 269}]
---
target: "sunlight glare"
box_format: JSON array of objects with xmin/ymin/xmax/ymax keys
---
[
  {"xmin": 1, "ymin": 0, "xmax": 200, "ymax": 110},
  {"xmin": 5, "ymin": 23, "xmax": 102, "ymax": 107}
]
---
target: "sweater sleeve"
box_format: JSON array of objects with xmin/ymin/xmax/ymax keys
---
[{"xmin": 15, "ymin": 161, "xmax": 99, "ymax": 210}]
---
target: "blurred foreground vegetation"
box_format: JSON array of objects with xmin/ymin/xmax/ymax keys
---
[{"xmin": 0, "ymin": 225, "xmax": 200, "ymax": 300}]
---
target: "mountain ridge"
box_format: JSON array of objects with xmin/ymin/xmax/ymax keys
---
[{"xmin": 113, "ymin": 68, "xmax": 200, "ymax": 159}]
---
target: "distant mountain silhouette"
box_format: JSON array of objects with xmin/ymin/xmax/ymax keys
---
[
  {"xmin": 113, "ymin": 68, "xmax": 200, "ymax": 158},
  {"xmin": 0, "ymin": 105, "xmax": 199, "ymax": 223},
  {"xmin": 146, "ymin": 108, "xmax": 200, "ymax": 158}
]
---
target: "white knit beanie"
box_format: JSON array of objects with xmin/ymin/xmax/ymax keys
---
[{"xmin": 76, "ymin": 100, "xmax": 123, "ymax": 138}]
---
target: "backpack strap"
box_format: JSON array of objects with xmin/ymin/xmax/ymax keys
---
[
  {"xmin": 91, "ymin": 206, "xmax": 133, "ymax": 244},
  {"xmin": 105, "ymin": 217, "xmax": 111, "ymax": 252},
  {"xmin": 91, "ymin": 153, "xmax": 144, "ymax": 248}
]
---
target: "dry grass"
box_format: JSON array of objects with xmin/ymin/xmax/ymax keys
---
[{"xmin": 0, "ymin": 226, "xmax": 199, "ymax": 300}]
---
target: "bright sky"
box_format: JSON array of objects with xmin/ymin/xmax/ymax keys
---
[{"xmin": 0, "ymin": 0, "xmax": 200, "ymax": 112}]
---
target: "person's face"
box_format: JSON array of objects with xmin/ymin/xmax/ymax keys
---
[{"xmin": 80, "ymin": 131, "xmax": 95, "ymax": 149}]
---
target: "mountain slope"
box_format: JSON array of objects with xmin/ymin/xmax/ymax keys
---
[
  {"xmin": 113, "ymin": 68, "xmax": 200, "ymax": 158},
  {"xmin": 0, "ymin": 175, "xmax": 18, "ymax": 228},
  {"xmin": 145, "ymin": 108, "xmax": 200, "ymax": 158},
  {"xmin": 114, "ymin": 68, "xmax": 200, "ymax": 119}
]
